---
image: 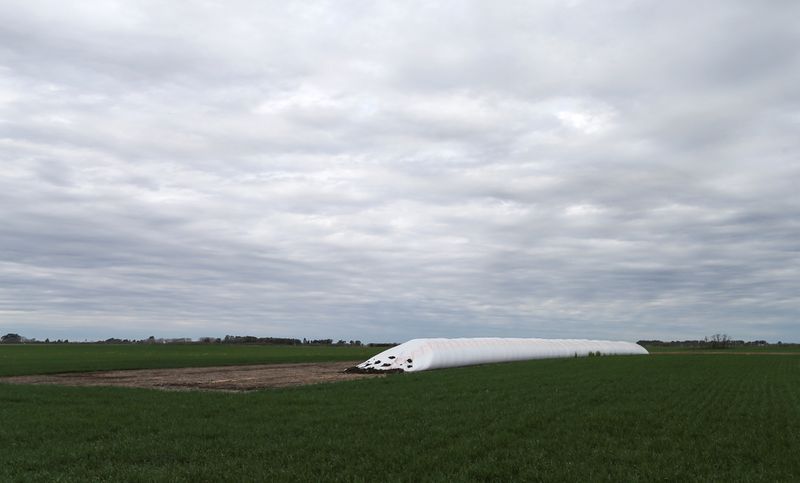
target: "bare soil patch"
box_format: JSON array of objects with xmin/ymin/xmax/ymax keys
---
[{"xmin": 0, "ymin": 361, "xmax": 382, "ymax": 392}]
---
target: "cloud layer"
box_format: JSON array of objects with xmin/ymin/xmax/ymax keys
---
[{"xmin": 1, "ymin": 0, "xmax": 798, "ymax": 342}]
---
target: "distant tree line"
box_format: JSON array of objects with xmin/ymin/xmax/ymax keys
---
[
  {"xmin": 638, "ymin": 334, "xmax": 775, "ymax": 349},
  {"xmin": 4, "ymin": 331, "xmax": 793, "ymax": 350},
  {"xmin": 221, "ymin": 335, "xmax": 302, "ymax": 345},
  {"xmin": 0, "ymin": 332, "xmax": 396, "ymax": 346},
  {"xmin": 0, "ymin": 333, "xmax": 70, "ymax": 344}
]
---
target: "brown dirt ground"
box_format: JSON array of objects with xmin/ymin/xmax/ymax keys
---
[{"xmin": 0, "ymin": 361, "xmax": 383, "ymax": 392}]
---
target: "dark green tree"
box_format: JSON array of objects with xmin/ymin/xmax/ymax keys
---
[{"xmin": 1, "ymin": 333, "xmax": 23, "ymax": 344}]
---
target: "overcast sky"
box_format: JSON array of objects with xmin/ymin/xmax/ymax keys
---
[{"xmin": 1, "ymin": 0, "xmax": 798, "ymax": 343}]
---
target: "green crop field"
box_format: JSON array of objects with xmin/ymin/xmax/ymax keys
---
[
  {"xmin": 0, "ymin": 344, "xmax": 380, "ymax": 377},
  {"xmin": 643, "ymin": 345, "xmax": 800, "ymax": 353},
  {"xmin": 1, "ymin": 348, "xmax": 799, "ymax": 481}
]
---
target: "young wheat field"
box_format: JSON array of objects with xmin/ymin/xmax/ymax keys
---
[{"xmin": 1, "ymin": 345, "xmax": 799, "ymax": 481}]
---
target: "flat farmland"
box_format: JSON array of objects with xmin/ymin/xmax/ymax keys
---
[
  {"xmin": 0, "ymin": 343, "xmax": 381, "ymax": 377},
  {"xmin": 644, "ymin": 344, "xmax": 800, "ymax": 353},
  {"xmin": 1, "ymin": 347, "xmax": 799, "ymax": 481}
]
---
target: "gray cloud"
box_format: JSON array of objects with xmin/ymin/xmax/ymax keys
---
[{"xmin": 1, "ymin": 0, "xmax": 798, "ymax": 342}]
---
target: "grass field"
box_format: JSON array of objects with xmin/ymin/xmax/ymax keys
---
[
  {"xmin": 0, "ymin": 344, "xmax": 380, "ymax": 377},
  {"xmin": 2, "ymin": 348, "xmax": 799, "ymax": 481},
  {"xmin": 643, "ymin": 345, "xmax": 800, "ymax": 353}
]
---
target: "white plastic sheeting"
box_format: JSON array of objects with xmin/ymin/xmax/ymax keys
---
[{"xmin": 355, "ymin": 337, "xmax": 648, "ymax": 372}]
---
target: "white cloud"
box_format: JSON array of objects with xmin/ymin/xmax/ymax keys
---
[{"xmin": 0, "ymin": 0, "xmax": 798, "ymax": 342}]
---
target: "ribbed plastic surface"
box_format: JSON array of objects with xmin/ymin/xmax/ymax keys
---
[{"xmin": 356, "ymin": 337, "xmax": 648, "ymax": 372}]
